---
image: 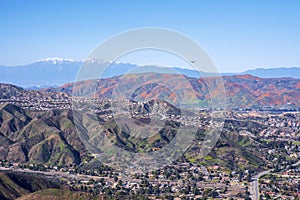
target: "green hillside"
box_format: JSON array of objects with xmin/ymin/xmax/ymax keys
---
[
  {"xmin": 0, "ymin": 172, "xmax": 61, "ymax": 200},
  {"xmin": 17, "ymin": 189, "xmax": 98, "ymax": 200}
]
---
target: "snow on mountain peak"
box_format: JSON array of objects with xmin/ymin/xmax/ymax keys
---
[
  {"xmin": 39, "ymin": 57, "xmax": 75, "ymax": 64},
  {"xmin": 37, "ymin": 57, "xmax": 119, "ymax": 65}
]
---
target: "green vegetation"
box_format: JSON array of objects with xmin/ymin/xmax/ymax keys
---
[
  {"xmin": 0, "ymin": 172, "xmax": 61, "ymax": 200},
  {"xmin": 17, "ymin": 189, "xmax": 97, "ymax": 200}
]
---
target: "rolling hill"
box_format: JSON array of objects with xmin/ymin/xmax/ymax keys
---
[
  {"xmin": 0, "ymin": 172, "xmax": 62, "ymax": 200},
  {"xmin": 50, "ymin": 73, "xmax": 300, "ymax": 109},
  {"xmin": 0, "ymin": 73, "xmax": 298, "ymax": 172},
  {"xmin": 0, "ymin": 103, "xmax": 84, "ymax": 166}
]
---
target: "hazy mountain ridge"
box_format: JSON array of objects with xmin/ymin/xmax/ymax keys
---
[
  {"xmin": 1, "ymin": 59, "xmax": 300, "ymax": 86},
  {"xmin": 0, "ymin": 59, "xmax": 82, "ymax": 86},
  {"xmin": 242, "ymin": 67, "xmax": 300, "ymax": 78}
]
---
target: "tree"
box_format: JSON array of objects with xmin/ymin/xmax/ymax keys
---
[
  {"xmin": 246, "ymin": 173, "xmax": 251, "ymax": 182},
  {"xmin": 114, "ymin": 176, "xmax": 118, "ymax": 182}
]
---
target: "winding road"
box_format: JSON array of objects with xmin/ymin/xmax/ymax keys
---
[{"xmin": 249, "ymin": 160, "xmax": 300, "ymax": 200}]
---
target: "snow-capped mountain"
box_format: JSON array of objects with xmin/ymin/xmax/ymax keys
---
[
  {"xmin": 0, "ymin": 58, "xmax": 82, "ymax": 86},
  {"xmin": 0, "ymin": 58, "xmax": 143, "ymax": 86},
  {"xmin": 38, "ymin": 57, "xmax": 75, "ymax": 64},
  {"xmin": 0, "ymin": 58, "xmax": 300, "ymax": 87}
]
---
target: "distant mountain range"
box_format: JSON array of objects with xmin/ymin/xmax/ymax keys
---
[
  {"xmin": 1, "ymin": 58, "xmax": 300, "ymax": 86},
  {"xmin": 241, "ymin": 67, "xmax": 300, "ymax": 79},
  {"xmin": 42, "ymin": 73, "xmax": 300, "ymax": 109}
]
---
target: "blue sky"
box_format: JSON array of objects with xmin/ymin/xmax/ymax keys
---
[{"xmin": 0, "ymin": 0, "xmax": 299, "ymax": 72}]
